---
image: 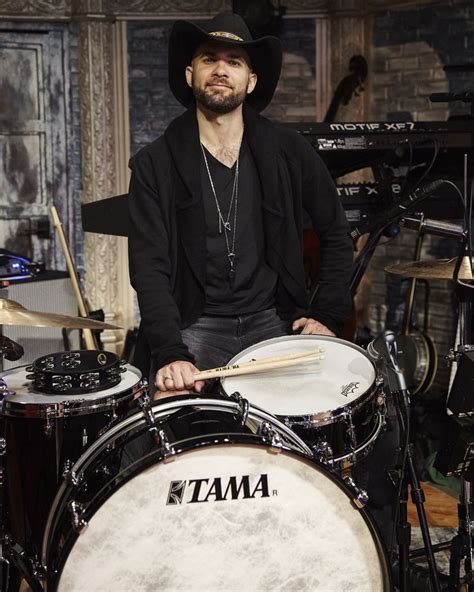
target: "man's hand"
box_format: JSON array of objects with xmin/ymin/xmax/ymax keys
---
[
  {"xmin": 154, "ymin": 360, "xmax": 204, "ymax": 400},
  {"xmin": 292, "ymin": 317, "xmax": 335, "ymax": 337}
]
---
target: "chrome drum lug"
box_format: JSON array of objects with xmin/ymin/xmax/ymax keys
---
[{"xmin": 69, "ymin": 500, "xmax": 88, "ymax": 534}]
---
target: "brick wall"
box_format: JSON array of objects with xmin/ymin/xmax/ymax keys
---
[
  {"xmin": 366, "ymin": 2, "xmax": 474, "ymax": 397},
  {"xmin": 128, "ymin": 17, "xmax": 316, "ymax": 158}
]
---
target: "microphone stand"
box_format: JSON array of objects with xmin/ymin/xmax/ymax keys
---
[{"xmin": 380, "ymin": 331, "xmax": 441, "ymax": 591}]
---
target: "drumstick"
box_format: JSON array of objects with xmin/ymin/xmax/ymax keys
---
[
  {"xmin": 194, "ymin": 352, "xmax": 325, "ymax": 380},
  {"xmin": 237, "ymin": 347, "xmax": 325, "ymax": 368},
  {"xmin": 196, "ymin": 347, "xmax": 324, "ymax": 377}
]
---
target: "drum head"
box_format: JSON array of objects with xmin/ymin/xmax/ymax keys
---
[
  {"xmin": 57, "ymin": 444, "xmax": 388, "ymax": 591},
  {"xmin": 222, "ymin": 336, "xmax": 376, "ymax": 416}
]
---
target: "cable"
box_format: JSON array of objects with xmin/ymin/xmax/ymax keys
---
[{"xmin": 406, "ymin": 139, "xmax": 440, "ymax": 195}]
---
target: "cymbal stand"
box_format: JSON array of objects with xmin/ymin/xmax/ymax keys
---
[{"xmin": 378, "ymin": 331, "xmax": 441, "ymax": 591}]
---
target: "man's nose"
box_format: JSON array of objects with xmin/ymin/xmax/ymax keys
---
[{"xmin": 211, "ymin": 60, "xmax": 229, "ymax": 76}]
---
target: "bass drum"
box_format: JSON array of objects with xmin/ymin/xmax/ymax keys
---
[{"xmin": 42, "ymin": 396, "xmax": 391, "ymax": 591}]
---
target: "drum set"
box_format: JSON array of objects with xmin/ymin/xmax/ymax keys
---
[{"xmin": 1, "ymin": 298, "xmax": 396, "ymax": 590}]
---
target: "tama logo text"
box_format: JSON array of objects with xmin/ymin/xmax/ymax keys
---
[{"xmin": 166, "ymin": 474, "xmax": 271, "ymax": 505}]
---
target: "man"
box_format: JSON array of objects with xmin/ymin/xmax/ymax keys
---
[{"xmin": 128, "ymin": 12, "xmax": 353, "ymax": 396}]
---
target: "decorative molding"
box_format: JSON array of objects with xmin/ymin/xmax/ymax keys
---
[
  {"xmin": 0, "ymin": 0, "xmax": 70, "ymax": 16},
  {"xmin": 106, "ymin": 0, "xmax": 230, "ymax": 18},
  {"xmin": 0, "ymin": 0, "xmax": 461, "ymax": 20},
  {"xmin": 79, "ymin": 19, "xmax": 122, "ymax": 347},
  {"xmin": 113, "ymin": 20, "xmax": 135, "ymax": 336}
]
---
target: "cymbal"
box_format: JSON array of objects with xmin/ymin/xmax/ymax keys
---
[
  {"xmin": 385, "ymin": 257, "xmax": 474, "ymax": 280},
  {"xmin": 0, "ymin": 298, "xmax": 121, "ymax": 330}
]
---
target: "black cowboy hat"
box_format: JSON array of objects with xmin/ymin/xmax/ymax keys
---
[{"xmin": 168, "ymin": 12, "xmax": 282, "ymax": 112}]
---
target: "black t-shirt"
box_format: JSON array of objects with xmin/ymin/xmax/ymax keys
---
[{"xmin": 200, "ymin": 138, "xmax": 277, "ymax": 315}]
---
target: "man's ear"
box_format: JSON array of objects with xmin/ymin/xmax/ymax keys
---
[
  {"xmin": 185, "ymin": 65, "xmax": 193, "ymax": 89},
  {"xmin": 247, "ymin": 72, "xmax": 257, "ymax": 95}
]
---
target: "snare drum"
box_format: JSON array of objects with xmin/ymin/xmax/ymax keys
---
[
  {"xmin": 1, "ymin": 363, "xmax": 143, "ymax": 558},
  {"xmin": 222, "ymin": 335, "xmax": 386, "ymax": 465},
  {"xmin": 41, "ymin": 396, "xmax": 390, "ymax": 591}
]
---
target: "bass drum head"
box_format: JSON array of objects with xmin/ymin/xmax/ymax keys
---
[
  {"xmin": 56, "ymin": 443, "xmax": 390, "ymax": 591},
  {"xmin": 221, "ymin": 336, "xmax": 377, "ymax": 417}
]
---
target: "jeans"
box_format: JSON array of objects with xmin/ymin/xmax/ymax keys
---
[
  {"xmin": 181, "ymin": 308, "xmax": 289, "ymax": 369},
  {"xmin": 149, "ymin": 308, "xmax": 288, "ymax": 392}
]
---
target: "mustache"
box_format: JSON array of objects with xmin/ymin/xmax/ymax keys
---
[{"xmin": 206, "ymin": 77, "xmax": 232, "ymax": 88}]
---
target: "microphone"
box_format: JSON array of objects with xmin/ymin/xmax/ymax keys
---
[
  {"xmin": 400, "ymin": 215, "xmax": 465, "ymax": 239},
  {"xmin": 0, "ymin": 335, "xmax": 24, "ymax": 361},
  {"xmin": 368, "ymin": 330, "xmax": 410, "ymax": 403},
  {"xmin": 367, "ymin": 329, "xmax": 397, "ymax": 365},
  {"xmin": 350, "ymin": 179, "xmax": 446, "ymax": 241}
]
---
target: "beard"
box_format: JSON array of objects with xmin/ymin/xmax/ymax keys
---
[{"xmin": 192, "ymin": 79, "xmax": 247, "ymax": 114}]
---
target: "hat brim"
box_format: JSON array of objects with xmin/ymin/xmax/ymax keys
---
[{"xmin": 168, "ymin": 20, "xmax": 282, "ymax": 113}]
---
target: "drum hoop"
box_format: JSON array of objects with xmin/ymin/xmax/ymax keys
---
[
  {"xmin": 43, "ymin": 437, "xmax": 391, "ymax": 591},
  {"xmin": 328, "ymin": 410, "xmax": 386, "ymax": 464},
  {"xmin": 221, "ymin": 335, "xmax": 379, "ymax": 417},
  {"xmin": 41, "ymin": 395, "xmax": 311, "ymax": 564},
  {"xmin": 1, "ymin": 366, "xmax": 143, "ymax": 418},
  {"xmin": 279, "ymin": 381, "xmax": 380, "ymax": 428},
  {"xmin": 223, "ymin": 334, "xmax": 376, "ymax": 373}
]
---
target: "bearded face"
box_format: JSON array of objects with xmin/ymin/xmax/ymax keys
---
[{"xmin": 186, "ymin": 41, "xmax": 257, "ymax": 114}]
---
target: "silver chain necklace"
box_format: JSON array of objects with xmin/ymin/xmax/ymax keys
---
[{"xmin": 201, "ymin": 144, "xmax": 239, "ymax": 284}]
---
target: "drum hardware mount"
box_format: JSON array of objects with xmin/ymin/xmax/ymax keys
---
[
  {"xmin": 158, "ymin": 429, "xmax": 176, "ymax": 463},
  {"xmin": 69, "ymin": 500, "xmax": 88, "ymax": 534},
  {"xmin": 138, "ymin": 392, "xmax": 159, "ymax": 437},
  {"xmin": 0, "ymin": 379, "xmax": 8, "ymax": 401},
  {"xmin": 229, "ymin": 391, "xmax": 249, "ymax": 428},
  {"xmin": 64, "ymin": 467, "xmax": 83, "ymax": 487},
  {"xmin": 311, "ymin": 440, "xmax": 334, "ymax": 464},
  {"xmin": 44, "ymin": 406, "xmax": 57, "ymax": 437},
  {"xmin": 343, "ymin": 475, "xmax": 369, "ymax": 509},
  {"xmin": 96, "ymin": 400, "xmax": 120, "ymax": 439},
  {"xmin": 257, "ymin": 421, "xmax": 283, "ymax": 453},
  {"xmin": 344, "ymin": 414, "xmax": 358, "ymax": 463},
  {"xmin": 136, "ymin": 393, "xmax": 176, "ymax": 460}
]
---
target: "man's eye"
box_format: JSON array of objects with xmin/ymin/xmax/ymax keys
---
[
  {"xmin": 203, "ymin": 56, "xmax": 214, "ymax": 63},
  {"xmin": 229, "ymin": 60, "xmax": 241, "ymax": 66}
]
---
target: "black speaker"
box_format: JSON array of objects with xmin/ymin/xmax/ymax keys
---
[
  {"xmin": 434, "ymin": 415, "xmax": 474, "ymax": 479},
  {"xmin": 448, "ymin": 351, "xmax": 474, "ymax": 415},
  {"xmin": 1, "ymin": 271, "xmax": 80, "ymax": 371}
]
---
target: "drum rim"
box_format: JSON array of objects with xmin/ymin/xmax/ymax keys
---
[
  {"xmin": 0, "ymin": 365, "xmax": 143, "ymax": 418},
  {"xmin": 44, "ymin": 436, "xmax": 392, "ymax": 592},
  {"xmin": 41, "ymin": 395, "xmax": 312, "ymax": 564},
  {"xmin": 221, "ymin": 335, "xmax": 380, "ymax": 420}
]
